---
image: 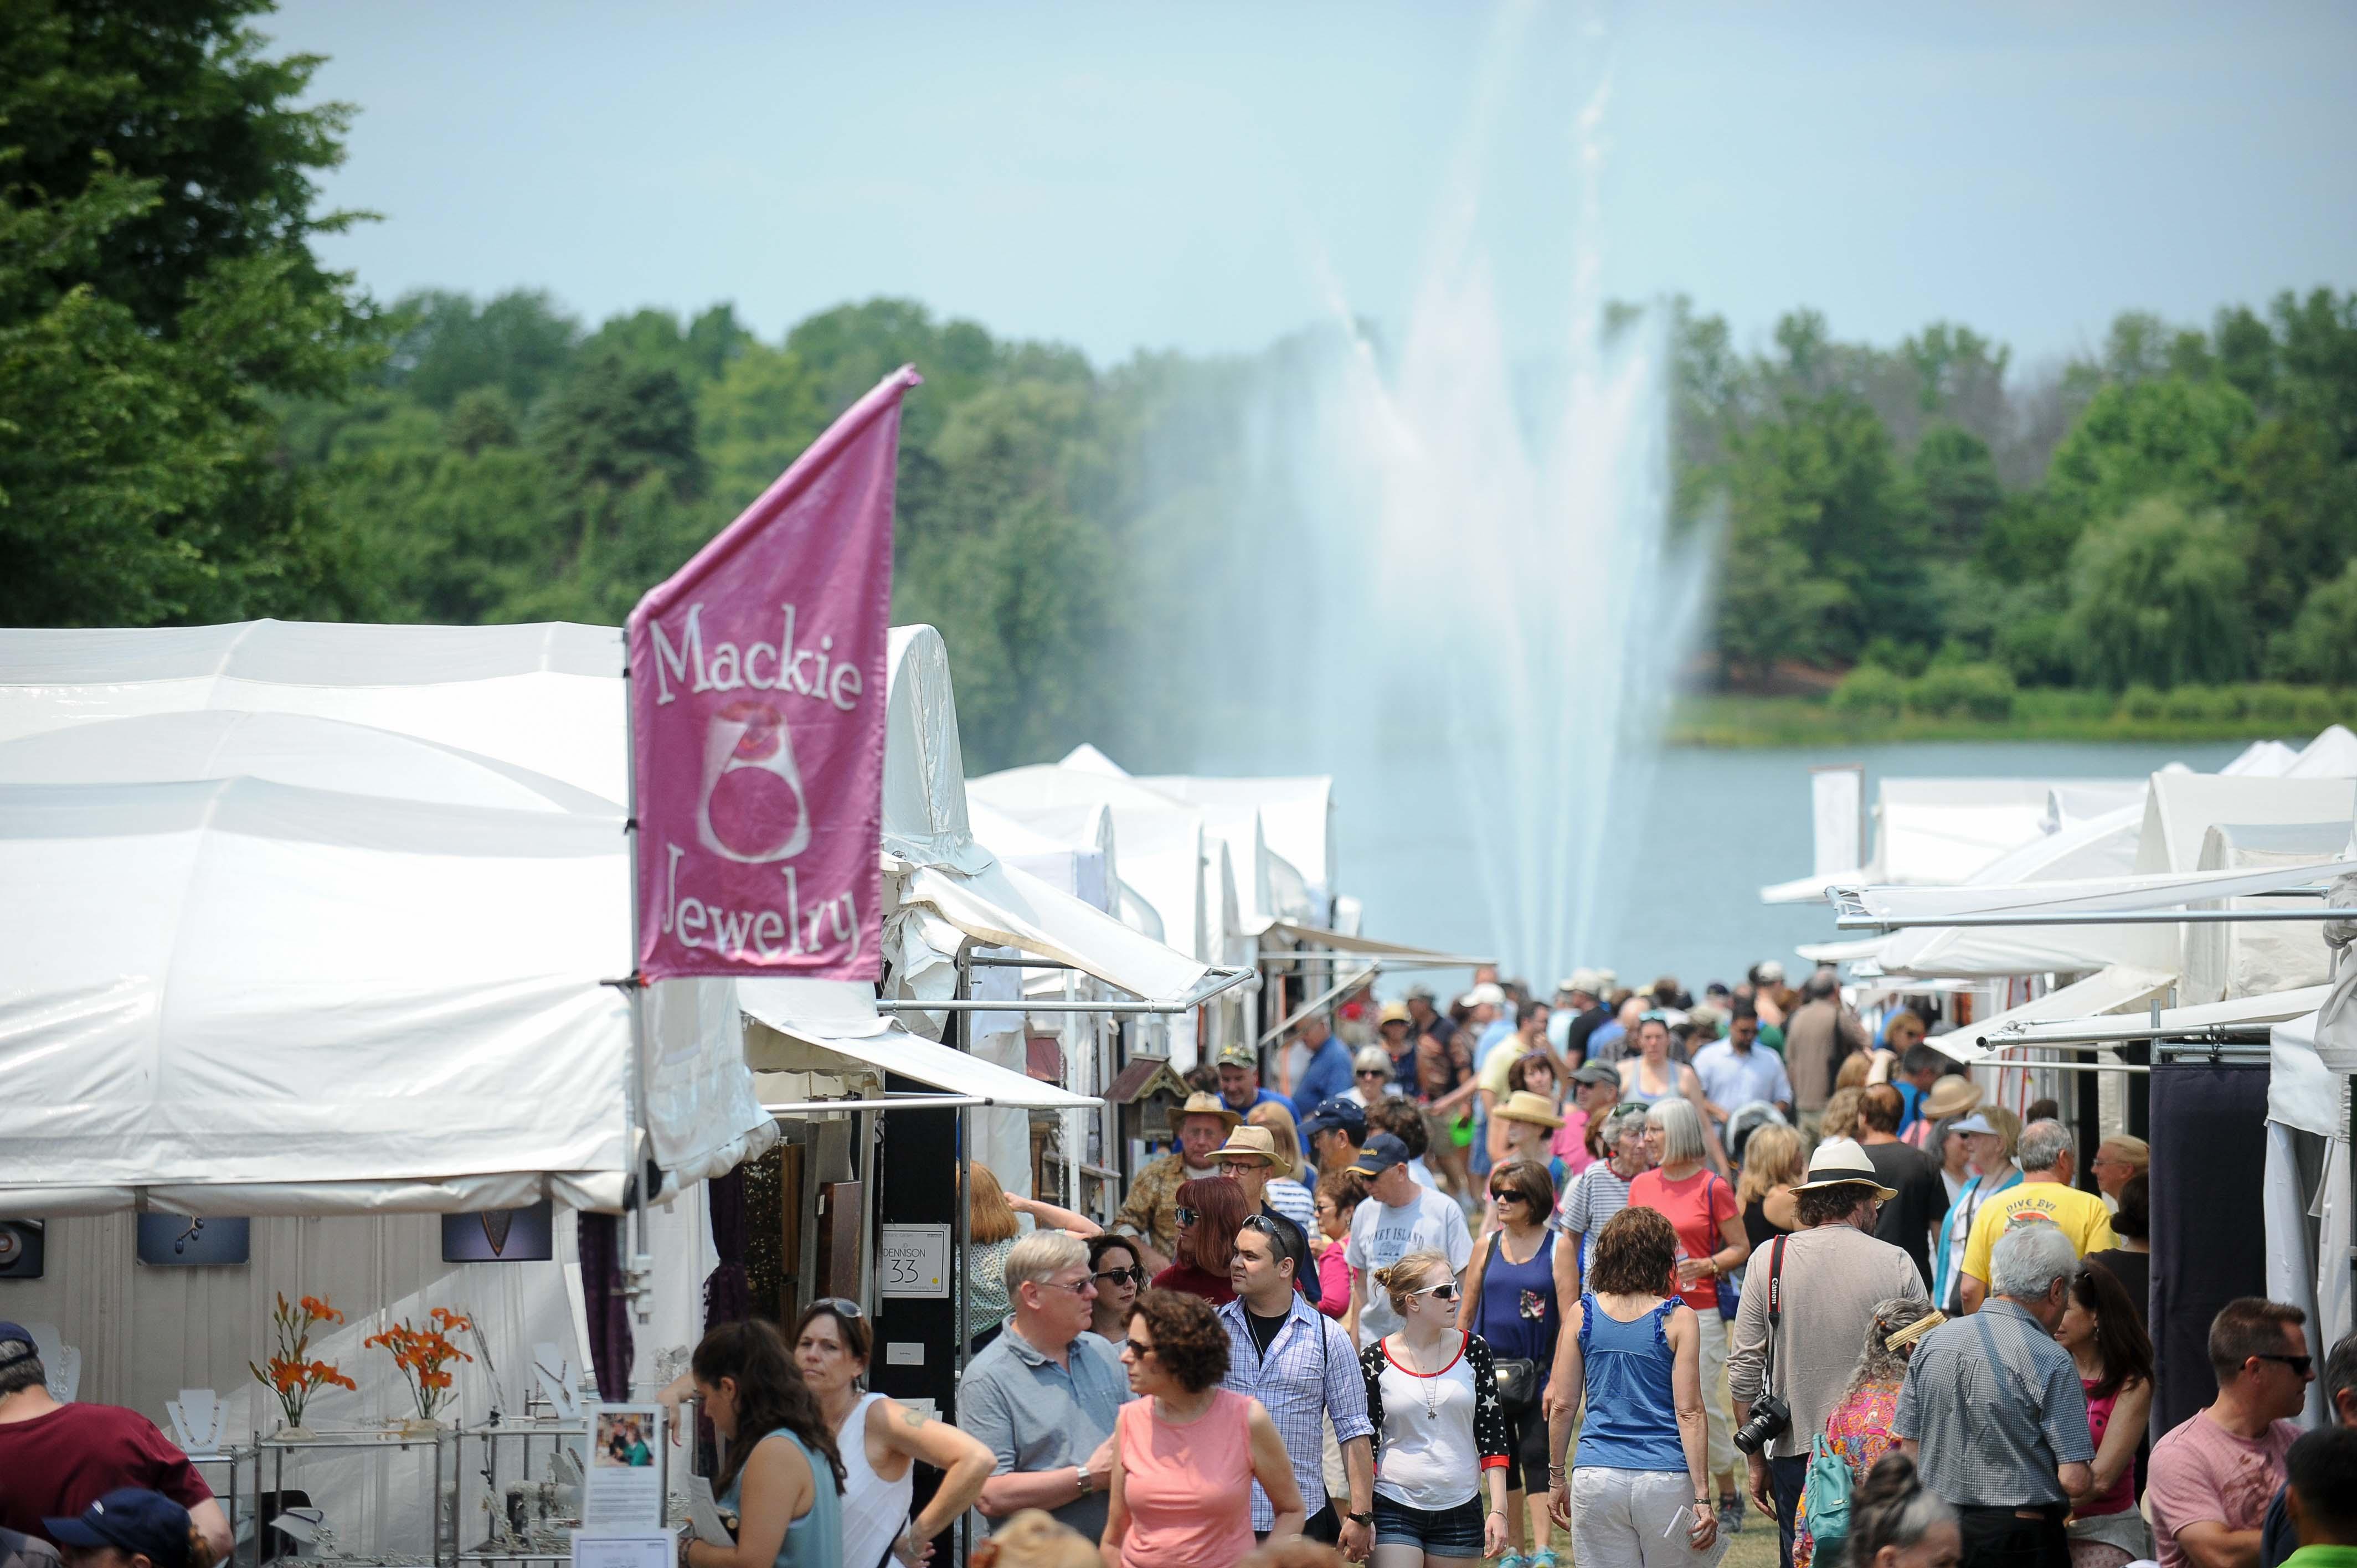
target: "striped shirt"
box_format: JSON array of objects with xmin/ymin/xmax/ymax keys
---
[
  {"xmin": 1551, "ymin": 1160, "xmax": 1635, "ymax": 1279},
  {"xmin": 1893, "ymin": 1297, "xmax": 2093, "ymax": 1505},
  {"xmin": 1265, "ymin": 1177, "xmax": 1319, "ymax": 1235},
  {"xmin": 1217, "ymin": 1293, "xmax": 1373, "ymax": 1529}
]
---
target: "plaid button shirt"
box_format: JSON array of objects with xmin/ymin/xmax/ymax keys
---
[
  {"xmin": 1893, "ymin": 1297, "xmax": 2093, "ymax": 1505},
  {"xmin": 1218, "ymin": 1293, "xmax": 1375, "ymax": 1529}
]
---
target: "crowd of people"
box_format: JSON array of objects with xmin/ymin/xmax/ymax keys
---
[{"xmin": 7, "ymin": 969, "xmax": 2357, "ymax": 1568}]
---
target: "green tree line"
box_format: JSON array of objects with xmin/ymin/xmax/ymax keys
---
[{"xmin": 7, "ymin": 2, "xmax": 2356, "ymax": 771}]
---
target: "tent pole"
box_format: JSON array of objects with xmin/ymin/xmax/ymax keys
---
[
  {"xmin": 954, "ymin": 947, "xmax": 974, "ymax": 1565},
  {"xmin": 620, "ymin": 654, "xmax": 653, "ymax": 1328}
]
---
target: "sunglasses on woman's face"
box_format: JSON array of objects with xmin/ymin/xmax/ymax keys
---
[
  {"xmin": 1175, "ymin": 1206, "xmax": 1198, "ymax": 1227},
  {"xmin": 1414, "ymin": 1281, "xmax": 1461, "ymax": 1302},
  {"xmin": 1357, "ymin": 1069, "xmax": 1389, "ymax": 1079},
  {"xmin": 1094, "ymin": 1266, "xmax": 1146, "ymax": 1287},
  {"xmin": 1490, "ymin": 1191, "xmax": 1526, "ymax": 1205}
]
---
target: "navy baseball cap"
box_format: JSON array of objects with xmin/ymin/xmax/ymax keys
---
[
  {"xmin": 1348, "ymin": 1132, "xmax": 1411, "ymax": 1177},
  {"xmin": 1297, "ymin": 1097, "xmax": 1366, "ymax": 1139},
  {"xmin": 45, "ymin": 1489, "xmax": 192, "ymax": 1568},
  {"xmin": 0, "ymin": 1321, "xmax": 35, "ymax": 1366}
]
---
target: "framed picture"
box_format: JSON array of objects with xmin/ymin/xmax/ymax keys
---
[
  {"xmin": 136, "ymin": 1215, "xmax": 250, "ymax": 1267},
  {"xmin": 0, "ymin": 1220, "xmax": 41, "ymax": 1280},
  {"xmin": 441, "ymin": 1200, "xmax": 554, "ymax": 1262}
]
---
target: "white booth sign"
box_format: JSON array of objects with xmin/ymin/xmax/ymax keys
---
[{"xmin": 879, "ymin": 1224, "xmax": 951, "ymax": 1298}]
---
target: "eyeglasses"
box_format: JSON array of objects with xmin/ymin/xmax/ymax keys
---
[
  {"xmin": 1489, "ymin": 1191, "xmax": 1526, "ymax": 1205},
  {"xmin": 1175, "ymin": 1206, "xmax": 1198, "ymax": 1227},
  {"xmin": 810, "ymin": 1297, "xmax": 864, "ymax": 1319},
  {"xmin": 1032, "ymin": 1275, "xmax": 1095, "ymax": 1297},
  {"xmin": 1094, "ymin": 1266, "xmax": 1146, "ymax": 1287},
  {"xmin": 1414, "ymin": 1281, "xmax": 1461, "ymax": 1301},
  {"xmin": 1357, "ymin": 1069, "xmax": 1390, "ymax": 1079},
  {"xmin": 2255, "ymin": 1353, "xmax": 2314, "ymax": 1377}
]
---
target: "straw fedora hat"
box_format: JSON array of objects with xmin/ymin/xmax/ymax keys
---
[
  {"xmin": 1494, "ymin": 1090, "xmax": 1565, "ymax": 1129},
  {"xmin": 1177, "ymin": 1091, "xmax": 1243, "ymax": 1130},
  {"xmin": 1921, "ymin": 1076, "xmax": 1982, "ymax": 1121},
  {"xmin": 1212, "ymin": 1125, "xmax": 1282, "ymax": 1165},
  {"xmin": 1790, "ymin": 1137, "xmax": 1899, "ymax": 1200}
]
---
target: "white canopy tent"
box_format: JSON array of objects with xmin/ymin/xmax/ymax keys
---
[{"xmin": 1761, "ymin": 777, "xmax": 2126, "ymax": 904}]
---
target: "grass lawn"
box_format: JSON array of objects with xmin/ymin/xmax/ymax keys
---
[{"xmin": 1668, "ymin": 689, "xmax": 2357, "ymax": 747}]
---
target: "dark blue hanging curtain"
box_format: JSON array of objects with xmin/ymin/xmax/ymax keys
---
[
  {"xmin": 2149, "ymin": 1059, "xmax": 2269, "ymax": 1437},
  {"xmin": 577, "ymin": 1212, "xmax": 635, "ymax": 1403}
]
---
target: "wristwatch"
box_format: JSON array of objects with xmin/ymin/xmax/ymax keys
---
[
  {"xmin": 1346, "ymin": 1511, "xmax": 1372, "ymax": 1527},
  {"xmin": 1075, "ymin": 1466, "xmax": 1096, "ymax": 1497}
]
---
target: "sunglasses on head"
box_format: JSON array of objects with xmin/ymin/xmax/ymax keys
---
[{"xmin": 811, "ymin": 1296, "xmax": 864, "ymax": 1320}]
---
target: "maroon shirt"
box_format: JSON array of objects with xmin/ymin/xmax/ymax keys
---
[{"xmin": 0, "ymin": 1403, "xmax": 213, "ymax": 1543}]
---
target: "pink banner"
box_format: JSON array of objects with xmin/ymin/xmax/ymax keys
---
[{"xmin": 627, "ymin": 365, "xmax": 920, "ymax": 981}]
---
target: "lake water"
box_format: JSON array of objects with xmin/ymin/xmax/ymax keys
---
[{"xmin": 1329, "ymin": 737, "xmax": 2248, "ymax": 993}]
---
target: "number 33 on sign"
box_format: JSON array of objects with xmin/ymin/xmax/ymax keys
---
[{"xmin": 879, "ymin": 1224, "xmax": 950, "ymax": 1298}]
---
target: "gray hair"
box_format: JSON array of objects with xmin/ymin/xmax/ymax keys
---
[
  {"xmin": 1603, "ymin": 1102, "xmax": 1652, "ymax": 1148},
  {"xmin": 1989, "ymin": 1221, "xmax": 2080, "ymax": 1301},
  {"xmin": 2018, "ymin": 1118, "xmax": 2072, "ymax": 1173},
  {"xmin": 1847, "ymin": 1297, "xmax": 1942, "ymax": 1399},
  {"xmin": 1646, "ymin": 1097, "xmax": 1708, "ymax": 1165},
  {"xmin": 1003, "ymin": 1230, "xmax": 1089, "ymax": 1299},
  {"xmin": 0, "ymin": 1335, "xmax": 43, "ymax": 1397}
]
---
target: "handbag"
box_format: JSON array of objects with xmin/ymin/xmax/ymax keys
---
[
  {"xmin": 1800, "ymin": 1432, "xmax": 1855, "ymax": 1565},
  {"xmin": 1479, "ymin": 1232, "xmax": 1545, "ymax": 1417}
]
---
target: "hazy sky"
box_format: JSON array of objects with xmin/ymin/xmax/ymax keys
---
[{"xmin": 274, "ymin": 0, "xmax": 2357, "ymax": 373}]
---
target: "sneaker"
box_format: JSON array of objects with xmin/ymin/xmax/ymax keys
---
[
  {"xmin": 1494, "ymin": 1555, "xmax": 1524, "ymax": 1568},
  {"xmin": 1526, "ymin": 1552, "xmax": 1560, "ymax": 1568},
  {"xmin": 1716, "ymin": 1497, "xmax": 1745, "ymax": 1536}
]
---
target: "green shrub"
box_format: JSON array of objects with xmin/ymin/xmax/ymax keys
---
[
  {"xmin": 2296, "ymin": 687, "xmax": 2347, "ymax": 729},
  {"xmin": 2121, "ymin": 683, "xmax": 2166, "ymax": 721},
  {"xmin": 1831, "ymin": 664, "xmax": 1907, "ymax": 722},
  {"xmin": 2163, "ymin": 684, "xmax": 2232, "ymax": 723},
  {"xmin": 1861, "ymin": 636, "xmax": 1932, "ymax": 679},
  {"xmin": 2247, "ymin": 682, "xmax": 2304, "ymax": 723},
  {"xmin": 1910, "ymin": 662, "xmax": 2017, "ymax": 721},
  {"xmin": 1995, "ymin": 612, "xmax": 2073, "ymax": 687}
]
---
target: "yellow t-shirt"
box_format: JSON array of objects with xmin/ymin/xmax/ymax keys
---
[{"xmin": 1959, "ymin": 1178, "xmax": 2118, "ymax": 1283}]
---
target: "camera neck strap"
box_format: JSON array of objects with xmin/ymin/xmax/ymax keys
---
[{"xmin": 1762, "ymin": 1234, "xmax": 1787, "ymax": 1391}]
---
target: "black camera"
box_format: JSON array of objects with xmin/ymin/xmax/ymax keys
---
[{"xmin": 1732, "ymin": 1392, "xmax": 1790, "ymax": 1455}]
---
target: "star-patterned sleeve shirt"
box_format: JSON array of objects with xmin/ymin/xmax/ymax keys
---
[{"xmin": 1358, "ymin": 1329, "xmax": 1511, "ymax": 1489}]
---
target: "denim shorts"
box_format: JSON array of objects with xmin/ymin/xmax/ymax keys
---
[{"xmin": 1373, "ymin": 1493, "xmax": 1486, "ymax": 1555}]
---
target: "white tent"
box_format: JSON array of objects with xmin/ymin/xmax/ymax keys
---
[
  {"xmin": 0, "ymin": 718, "xmax": 773, "ymax": 1215},
  {"xmin": 2134, "ymin": 773, "xmax": 2357, "ymax": 874},
  {"xmin": 1942, "ymin": 964, "xmax": 2179, "ymax": 1063},
  {"xmin": 1761, "ymin": 777, "xmax": 2123, "ymax": 903},
  {"xmin": 0, "ymin": 620, "xmax": 629, "ymax": 801},
  {"xmin": 2289, "ymin": 725, "xmax": 2357, "ymax": 779},
  {"xmin": 1137, "ymin": 770, "xmax": 1336, "ymax": 920}
]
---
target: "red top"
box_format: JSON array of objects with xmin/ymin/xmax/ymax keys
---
[
  {"xmin": 1627, "ymin": 1167, "xmax": 1741, "ymax": 1311},
  {"xmin": 0, "ymin": 1402, "xmax": 214, "ymax": 1543},
  {"xmin": 1151, "ymin": 1262, "xmax": 1237, "ymax": 1306}
]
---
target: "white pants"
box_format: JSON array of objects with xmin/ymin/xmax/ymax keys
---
[{"xmin": 1570, "ymin": 1468, "xmax": 1730, "ymax": 1568}]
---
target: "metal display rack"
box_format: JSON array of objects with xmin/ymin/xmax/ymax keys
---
[
  {"xmin": 255, "ymin": 1429, "xmax": 457, "ymax": 1568},
  {"xmin": 453, "ymin": 1420, "xmax": 591, "ymax": 1565}
]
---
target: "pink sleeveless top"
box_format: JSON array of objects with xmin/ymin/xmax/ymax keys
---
[
  {"xmin": 1116, "ymin": 1388, "xmax": 1255, "ymax": 1567},
  {"xmin": 2081, "ymin": 1379, "xmax": 2135, "ymax": 1517}
]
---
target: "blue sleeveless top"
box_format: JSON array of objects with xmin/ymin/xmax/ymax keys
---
[
  {"xmin": 1572, "ymin": 1293, "xmax": 1686, "ymax": 1473},
  {"xmin": 718, "ymin": 1426, "xmax": 842, "ymax": 1568},
  {"xmin": 1474, "ymin": 1229, "xmax": 1560, "ymax": 1366}
]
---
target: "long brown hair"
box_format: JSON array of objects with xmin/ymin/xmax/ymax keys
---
[
  {"xmin": 1176, "ymin": 1177, "xmax": 1248, "ymax": 1275},
  {"xmin": 2072, "ymin": 1262, "xmax": 2154, "ymax": 1401},
  {"xmin": 691, "ymin": 1319, "xmax": 845, "ymax": 1495},
  {"xmin": 965, "ymin": 1162, "xmax": 1021, "ymax": 1245}
]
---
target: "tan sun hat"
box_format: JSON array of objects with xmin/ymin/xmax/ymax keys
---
[
  {"xmin": 1790, "ymin": 1137, "xmax": 1900, "ymax": 1200},
  {"xmin": 1921, "ymin": 1076, "xmax": 1983, "ymax": 1121},
  {"xmin": 1177, "ymin": 1091, "xmax": 1243, "ymax": 1130},
  {"xmin": 1494, "ymin": 1090, "xmax": 1565, "ymax": 1129},
  {"xmin": 1212, "ymin": 1125, "xmax": 1281, "ymax": 1165}
]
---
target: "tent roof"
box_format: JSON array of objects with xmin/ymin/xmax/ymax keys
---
[
  {"xmin": 898, "ymin": 857, "xmax": 1215, "ymax": 1004},
  {"xmin": 2289, "ymin": 725, "xmax": 2357, "ymax": 778},
  {"xmin": 969, "ymin": 765, "xmax": 1212, "ymax": 962},
  {"xmin": 2137, "ymin": 773, "xmax": 2356, "ymax": 874},
  {"xmin": 0, "ymin": 775, "xmax": 772, "ymax": 1215},
  {"xmin": 1943, "ymin": 965, "xmax": 2179, "ymax": 1062},
  {"xmin": 1996, "ymin": 984, "xmax": 2330, "ymax": 1048},
  {"xmin": 1868, "ymin": 801, "xmax": 2152, "ymax": 978},
  {"xmin": 881, "ymin": 626, "xmax": 989, "ymax": 874},
  {"xmin": 1136, "ymin": 773, "xmax": 1336, "ymax": 904},
  {"xmin": 1838, "ymin": 853, "xmax": 2357, "ymax": 924},
  {"xmin": 739, "ymin": 979, "xmax": 1098, "ymax": 1110},
  {"xmin": 0, "ymin": 619, "xmax": 629, "ymax": 801}
]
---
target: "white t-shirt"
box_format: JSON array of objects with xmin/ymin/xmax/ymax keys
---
[
  {"xmin": 1371, "ymin": 1340, "xmax": 1481, "ymax": 1510},
  {"xmin": 1346, "ymin": 1188, "xmax": 1474, "ymax": 1344}
]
